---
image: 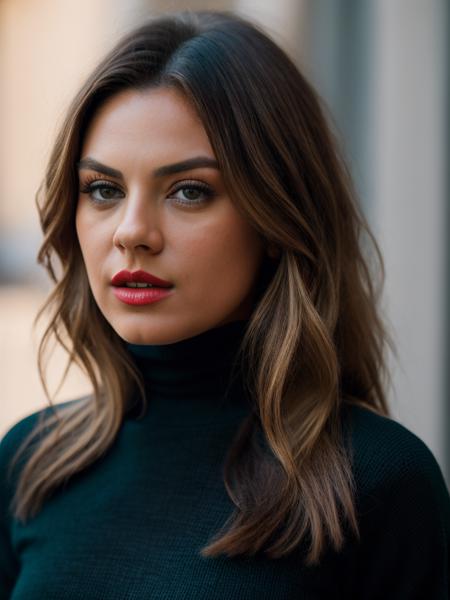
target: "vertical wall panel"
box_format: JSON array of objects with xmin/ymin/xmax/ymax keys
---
[{"xmin": 371, "ymin": 0, "xmax": 448, "ymax": 480}]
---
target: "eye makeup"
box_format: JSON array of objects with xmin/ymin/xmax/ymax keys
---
[{"xmin": 78, "ymin": 174, "xmax": 216, "ymax": 207}]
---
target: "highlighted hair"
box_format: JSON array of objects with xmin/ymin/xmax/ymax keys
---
[{"xmin": 8, "ymin": 10, "xmax": 394, "ymax": 566}]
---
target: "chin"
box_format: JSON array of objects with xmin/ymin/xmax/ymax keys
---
[
  {"xmin": 109, "ymin": 318, "xmax": 183, "ymax": 346},
  {"xmin": 113, "ymin": 318, "xmax": 221, "ymax": 346},
  {"xmin": 114, "ymin": 327, "xmax": 168, "ymax": 346}
]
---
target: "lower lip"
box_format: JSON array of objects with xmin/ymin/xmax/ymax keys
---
[{"xmin": 112, "ymin": 286, "xmax": 174, "ymax": 306}]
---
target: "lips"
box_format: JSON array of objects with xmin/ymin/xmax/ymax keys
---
[{"xmin": 111, "ymin": 269, "xmax": 173, "ymax": 288}]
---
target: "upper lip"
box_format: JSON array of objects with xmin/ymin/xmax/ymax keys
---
[{"xmin": 111, "ymin": 270, "xmax": 173, "ymax": 288}]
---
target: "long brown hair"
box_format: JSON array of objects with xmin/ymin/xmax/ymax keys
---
[{"xmin": 7, "ymin": 9, "xmax": 394, "ymax": 566}]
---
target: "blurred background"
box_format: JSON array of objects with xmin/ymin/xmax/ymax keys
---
[{"xmin": 0, "ymin": 0, "xmax": 448, "ymax": 484}]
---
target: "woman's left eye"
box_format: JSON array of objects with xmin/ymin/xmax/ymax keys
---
[{"xmin": 168, "ymin": 181, "xmax": 215, "ymax": 206}]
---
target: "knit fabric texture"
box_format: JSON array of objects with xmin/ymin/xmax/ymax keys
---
[{"xmin": 1, "ymin": 319, "xmax": 449, "ymax": 599}]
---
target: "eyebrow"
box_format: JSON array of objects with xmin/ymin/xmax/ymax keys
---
[{"xmin": 76, "ymin": 156, "xmax": 220, "ymax": 179}]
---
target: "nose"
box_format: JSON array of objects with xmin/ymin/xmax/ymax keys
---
[{"xmin": 112, "ymin": 195, "xmax": 163, "ymax": 254}]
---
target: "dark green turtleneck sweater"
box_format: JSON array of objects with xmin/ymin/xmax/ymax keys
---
[{"xmin": 1, "ymin": 320, "xmax": 449, "ymax": 599}]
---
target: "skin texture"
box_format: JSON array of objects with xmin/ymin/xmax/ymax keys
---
[{"xmin": 75, "ymin": 87, "xmax": 270, "ymax": 345}]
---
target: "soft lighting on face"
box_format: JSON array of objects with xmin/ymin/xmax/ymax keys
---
[{"xmin": 75, "ymin": 87, "xmax": 267, "ymax": 345}]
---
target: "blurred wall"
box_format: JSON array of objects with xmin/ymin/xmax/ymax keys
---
[
  {"xmin": 0, "ymin": 0, "xmax": 141, "ymax": 429},
  {"xmin": 307, "ymin": 0, "xmax": 449, "ymax": 483},
  {"xmin": 372, "ymin": 0, "xmax": 448, "ymax": 478}
]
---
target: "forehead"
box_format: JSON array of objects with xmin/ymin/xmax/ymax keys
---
[{"xmin": 80, "ymin": 87, "xmax": 212, "ymax": 156}]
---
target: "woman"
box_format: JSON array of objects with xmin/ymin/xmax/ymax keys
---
[{"xmin": 1, "ymin": 9, "xmax": 449, "ymax": 599}]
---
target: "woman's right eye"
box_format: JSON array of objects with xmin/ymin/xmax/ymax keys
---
[{"xmin": 79, "ymin": 180, "xmax": 124, "ymax": 204}]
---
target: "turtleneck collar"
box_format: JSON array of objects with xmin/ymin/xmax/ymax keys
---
[{"xmin": 125, "ymin": 319, "xmax": 252, "ymax": 411}]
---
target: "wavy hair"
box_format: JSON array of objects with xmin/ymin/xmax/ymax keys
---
[{"xmin": 7, "ymin": 9, "xmax": 394, "ymax": 566}]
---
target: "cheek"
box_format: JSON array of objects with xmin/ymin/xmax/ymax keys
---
[
  {"xmin": 179, "ymin": 215, "xmax": 265, "ymax": 300},
  {"xmin": 75, "ymin": 207, "xmax": 106, "ymax": 283},
  {"xmin": 75, "ymin": 211, "xmax": 93, "ymax": 270}
]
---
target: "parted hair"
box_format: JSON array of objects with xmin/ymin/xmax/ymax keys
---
[{"xmin": 7, "ymin": 9, "xmax": 393, "ymax": 566}]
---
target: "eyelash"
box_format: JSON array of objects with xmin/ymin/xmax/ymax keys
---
[{"xmin": 78, "ymin": 175, "xmax": 216, "ymax": 207}]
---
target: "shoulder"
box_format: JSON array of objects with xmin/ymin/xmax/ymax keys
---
[
  {"xmin": 342, "ymin": 401, "xmax": 450, "ymax": 525},
  {"xmin": 342, "ymin": 402, "xmax": 448, "ymax": 492},
  {"xmin": 0, "ymin": 398, "xmax": 87, "ymax": 485},
  {"xmin": 1, "ymin": 397, "xmax": 84, "ymax": 446},
  {"xmin": 339, "ymin": 404, "xmax": 450, "ymax": 597},
  {"xmin": 343, "ymin": 402, "xmax": 447, "ymax": 483}
]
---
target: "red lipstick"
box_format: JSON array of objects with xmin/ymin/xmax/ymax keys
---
[
  {"xmin": 111, "ymin": 269, "xmax": 174, "ymax": 306},
  {"xmin": 111, "ymin": 270, "xmax": 173, "ymax": 287}
]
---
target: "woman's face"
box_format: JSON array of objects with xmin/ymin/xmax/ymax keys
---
[{"xmin": 75, "ymin": 87, "xmax": 267, "ymax": 344}]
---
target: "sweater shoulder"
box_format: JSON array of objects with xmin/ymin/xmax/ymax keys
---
[
  {"xmin": 340, "ymin": 403, "xmax": 450, "ymax": 598},
  {"xmin": 0, "ymin": 398, "xmax": 86, "ymax": 491},
  {"xmin": 342, "ymin": 402, "xmax": 450, "ymax": 509},
  {"xmin": 1, "ymin": 398, "xmax": 82, "ymax": 446}
]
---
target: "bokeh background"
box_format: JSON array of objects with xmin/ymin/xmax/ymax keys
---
[{"xmin": 0, "ymin": 0, "xmax": 448, "ymax": 485}]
